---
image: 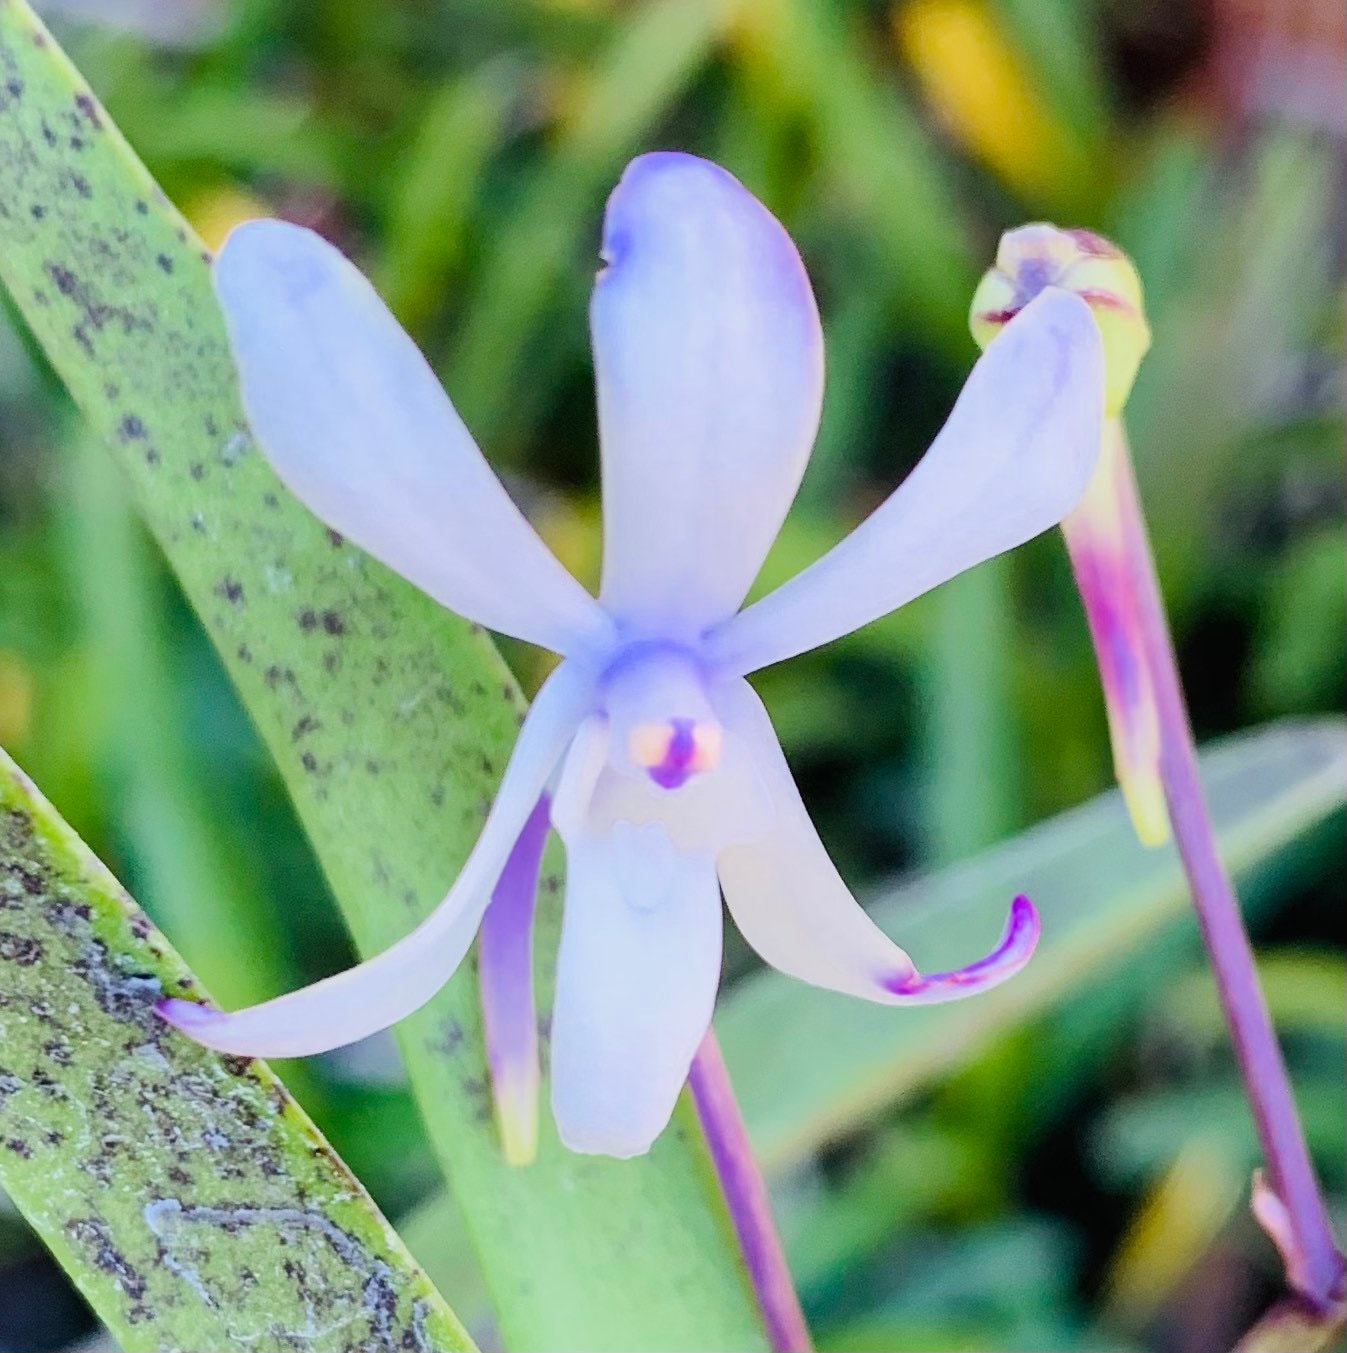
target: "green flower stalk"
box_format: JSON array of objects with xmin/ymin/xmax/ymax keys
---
[{"xmin": 971, "ymin": 226, "xmax": 1346, "ymax": 1309}]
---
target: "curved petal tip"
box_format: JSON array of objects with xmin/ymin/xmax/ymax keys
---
[
  {"xmin": 155, "ymin": 998, "xmax": 233, "ymax": 1044},
  {"xmin": 882, "ymin": 894, "xmax": 1040, "ymax": 1003}
]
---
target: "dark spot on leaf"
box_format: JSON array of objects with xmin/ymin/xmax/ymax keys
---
[
  {"xmin": 215, "ymin": 577, "xmax": 245, "ymax": 606},
  {"xmin": 119, "ymin": 413, "xmax": 146, "ymax": 439},
  {"xmin": 0, "ymin": 933, "xmax": 42, "ymax": 965},
  {"xmin": 292, "ymin": 715, "xmax": 319, "ymax": 741},
  {"xmin": 28, "ymin": 203, "xmax": 43, "ymax": 220},
  {"xmin": 326, "ymin": 528, "xmax": 344, "ymax": 547},
  {"xmin": 73, "ymin": 91, "xmax": 102, "ymax": 128},
  {"xmin": 155, "ymin": 253, "xmax": 173, "ymax": 274},
  {"xmin": 320, "ymin": 609, "xmax": 345, "ymax": 635},
  {"xmin": 48, "ymin": 262, "xmax": 76, "ymax": 296},
  {"xmin": 298, "ymin": 608, "xmax": 318, "ymax": 631},
  {"xmin": 66, "ymin": 1219, "xmax": 147, "ymax": 1302},
  {"xmin": 189, "ymin": 461, "xmax": 204, "ymax": 479}
]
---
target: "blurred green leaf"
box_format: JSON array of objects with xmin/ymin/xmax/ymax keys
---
[
  {"xmin": 377, "ymin": 58, "xmax": 523, "ymax": 334},
  {"xmin": 1250, "ymin": 529, "xmax": 1347, "ymax": 716},
  {"xmin": 0, "ymin": 746, "xmax": 470, "ymax": 1352},
  {"xmin": 732, "ymin": 0, "xmax": 976, "ymax": 352},
  {"xmin": 1158, "ymin": 949, "xmax": 1347, "ymax": 1044},
  {"xmin": 1092, "ymin": 1073, "xmax": 1347, "ymax": 1190},
  {"xmin": 448, "ymin": 0, "xmax": 720, "ymax": 448},
  {"xmin": 0, "ymin": 8, "xmax": 769, "ymax": 1348},
  {"xmin": 719, "ymin": 719, "xmax": 1347, "ymax": 1169}
]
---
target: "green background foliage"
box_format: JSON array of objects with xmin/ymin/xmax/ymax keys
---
[{"xmin": 0, "ymin": 0, "xmax": 1341, "ymax": 1349}]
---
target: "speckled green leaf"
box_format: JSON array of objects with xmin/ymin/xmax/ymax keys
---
[
  {"xmin": 0, "ymin": 5, "xmax": 766, "ymax": 1349},
  {"xmin": 720, "ymin": 719, "xmax": 1347, "ymax": 1170},
  {"xmin": 0, "ymin": 746, "xmax": 471, "ymax": 1353}
]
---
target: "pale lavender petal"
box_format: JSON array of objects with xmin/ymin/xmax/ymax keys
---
[
  {"xmin": 478, "ymin": 794, "xmax": 551, "ymax": 1166},
  {"xmin": 549, "ymin": 819, "xmax": 722, "ymax": 1158},
  {"xmin": 157, "ymin": 663, "xmax": 594, "ymax": 1058},
  {"xmin": 591, "ymin": 152, "xmax": 824, "ymax": 638},
  {"xmin": 706, "ymin": 289, "xmax": 1104, "ymax": 675},
  {"xmin": 715, "ymin": 680, "xmax": 1040, "ymax": 1003},
  {"xmin": 215, "ymin": 220, "xmax": 609, "ymax": 655}
]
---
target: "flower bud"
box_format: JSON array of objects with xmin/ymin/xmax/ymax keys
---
[{"xmin": 970, "ymin": 224, "xmax": 1150, "ymax": 416}]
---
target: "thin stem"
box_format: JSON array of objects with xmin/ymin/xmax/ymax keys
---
[
  {"xmin": 1113, "ymin": 420, "xmax": 1345, "ymax": 1308},
  {"xmin": 688, "ymin": 1030, "xmax": 813, "ymax": 1353}
]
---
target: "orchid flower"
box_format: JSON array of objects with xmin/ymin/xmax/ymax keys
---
[{"xmin": 159, "ymin": 152, "xmax": 1104, "ymax": 1159}]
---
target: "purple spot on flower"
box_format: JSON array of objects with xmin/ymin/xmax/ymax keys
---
[{"xmin": 647, "ymin": 717, "xmax": 697, "ymax": 789}]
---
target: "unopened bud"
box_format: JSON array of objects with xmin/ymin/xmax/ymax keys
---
[{"xmin": 971, "ymin": 224, "xmax": 1150, "ymax": 416}]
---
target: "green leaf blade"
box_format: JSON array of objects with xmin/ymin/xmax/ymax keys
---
[{"xmin": 0, "ymin": 746, "xmax": 472, "ymax": 1353}]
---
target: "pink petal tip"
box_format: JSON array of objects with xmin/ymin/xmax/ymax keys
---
[{"xmin": 883, "ymin": 894, "xmax": 1041, "ymax": 1001}]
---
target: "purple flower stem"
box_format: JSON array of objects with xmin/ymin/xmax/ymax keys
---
[
  {"xmin": 1114, "ymin": 423, "xmax": 1345, "ymax": 1307},
  {"xmin": 688, "ymin": 1030, "xmax": 813, "ymax": 1353}
]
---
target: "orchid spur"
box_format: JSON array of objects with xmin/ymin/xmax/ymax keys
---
[{"xmin": 159, "ymin": 151, "xmax": 1105, "ymax": 1159}]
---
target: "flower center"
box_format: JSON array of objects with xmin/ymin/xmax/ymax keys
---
[
  {"xmin": 600, "ymin": 643, "xmax": 723, "ymax": 791},
  {"xmin": 626, "ymin": 717, "xmax": 723, "ymax": 789}
]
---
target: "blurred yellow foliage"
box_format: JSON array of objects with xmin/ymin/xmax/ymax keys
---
[
  {"xmin": 183, "ymin": 183, "xmax": 270, "ymax": 254},
  {"xmin": 895, "ymin": 0, "xmax": 1084, "ymax": 207},
  {"xmin": 0, "ymin": 650, "xmax": 33, "ymax": 746},
  {"xmin": 1104, "ymin": 1141, "xmax": 1244, "ymax": 1328}
]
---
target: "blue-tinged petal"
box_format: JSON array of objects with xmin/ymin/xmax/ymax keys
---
[
  {"xmin": 478, "ymin": 794, "xmax": 551, "ymax": 1166},
  {"xmin": 157, "ymin": 663, "xmax": 595, "ymax": 1058},
  {"xmin": 706, "ymin": 289, "xmax": 1104, "ymax": 674},
  {"xmin": 549, "ymin": 819, "xmax": 722, "ymax": 1158},
  {"xmin": 591, "ymin": 152, "xmax": 824, "ymax": 637},
  {"xmin": 215, "ymin": 220, "xmax": 610, "ymax": 655},
  {"xmin": 715, "ymin": 680, "xmax": 1040, "ymax": 1003}
]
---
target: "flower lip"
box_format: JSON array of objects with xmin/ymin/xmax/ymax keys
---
[{"xmin": 600, "ymin": 641, "xmax": 724, "ymax": 790}]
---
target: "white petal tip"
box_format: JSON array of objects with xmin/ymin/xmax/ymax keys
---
[
  {"xmin": 557, "ymin": 1124, "xmax": 656, "ymax": 1160},
  {"xmin": 214, "ymin": 218, "xmax": 333, "ymax": 308},
  {"xmin": 155, "ymin": 998, "xmax": 248, "ymax": 1054}
]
